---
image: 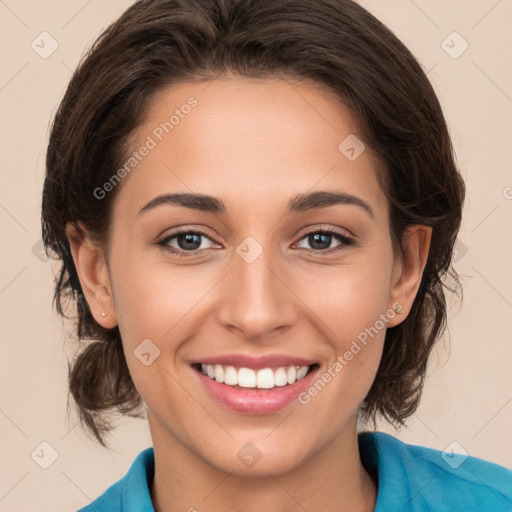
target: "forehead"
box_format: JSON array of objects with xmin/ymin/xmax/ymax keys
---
[{"xmin": 113, "ymin": 77, "xmax": 388, "ymax": 220}]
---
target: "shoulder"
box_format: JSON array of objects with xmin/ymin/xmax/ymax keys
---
[
  {"xmin": 359, "ymin": 431, "xmax": 512, "ymax": 512},
  {"xmin": 77, "ymin": 447, "xmax": 155, "ymax": 512}
]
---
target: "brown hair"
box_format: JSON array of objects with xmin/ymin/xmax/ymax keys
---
[{"xmin": 42, "ymin": 0, "xmax": 465, "ymax": 447}]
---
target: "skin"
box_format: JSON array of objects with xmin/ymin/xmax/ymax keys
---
[{"xmin": 67, "ymin": 76, "xmax": 431, "ymax": 512}]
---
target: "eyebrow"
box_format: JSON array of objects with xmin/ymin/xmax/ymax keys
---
[{"xmin": 138, "ymin": 190, "xmax": 374, "ymax": 219}]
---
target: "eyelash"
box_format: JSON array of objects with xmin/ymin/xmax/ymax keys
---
[{"xmin": 156, "ymin": 227, "xmax": 355, "ymax": 258}]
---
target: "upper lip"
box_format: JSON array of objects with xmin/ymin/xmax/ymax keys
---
[{"xmin": 191, "ymin": 353, "xmax": 317, "ymax": 370}]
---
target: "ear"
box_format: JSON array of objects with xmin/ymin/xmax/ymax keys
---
[
  {"xmin": 386, "ymin": 225, "xmax": 432, "ymax": 327},
  {"xmin": 65, "ymin": 221, "xmax": 118, "ymax": 328}
]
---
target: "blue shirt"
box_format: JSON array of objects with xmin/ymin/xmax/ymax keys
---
[{"xmin": 78, "ymin": 431, "xmax": 512, "ymax": 511}]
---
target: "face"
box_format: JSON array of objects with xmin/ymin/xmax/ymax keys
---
[{"xmin": 75, "ymin": 77, "xmax": 427, "ymax": 476}]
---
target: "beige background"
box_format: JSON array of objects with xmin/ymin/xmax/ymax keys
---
[{"xmin": 0, "ymin": 0, "xmax": 511, "ymax": 510}]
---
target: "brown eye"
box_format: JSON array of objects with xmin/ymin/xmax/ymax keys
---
[
  {"xmin": 157, "ymin": 229, "xmax": 217, "ymax": 256},
  {"xmin": 296, "ymin": 229, "xmax": 355, "ymax": 253}
]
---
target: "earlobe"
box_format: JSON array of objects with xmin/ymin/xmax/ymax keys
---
[
  {"xmin": 387, "ymin": 225, "xmax": 432, "ymax": 327},
  {"xmin": 65, "ymin": 222, "xmax": 118, "ymax": 328}
]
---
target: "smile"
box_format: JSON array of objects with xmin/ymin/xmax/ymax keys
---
[
  {"xmin": 191, "ymin": 356, "xmax": 320, "ymax": 414},
  {"xmin": 199, "ymin": 363, "xmax": 312, "ymax": 389}
]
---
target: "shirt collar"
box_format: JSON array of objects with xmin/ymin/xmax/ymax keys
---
[{"xmin": 121, "ymin": 447, "xmax": 155, "ymax": 511}]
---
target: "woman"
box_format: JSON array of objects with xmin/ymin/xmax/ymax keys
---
[{"xmin": 41, "ymin": 0, "xmax": 511, "ymax": 510}]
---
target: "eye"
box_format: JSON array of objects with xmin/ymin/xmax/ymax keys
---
[
  {"xmin": 296, "ymin": 228, "xmax": 355, "ymax": 253},
  {"xmin": 156, "ymin": 228, "xmax": 217, "ymax": 256}
]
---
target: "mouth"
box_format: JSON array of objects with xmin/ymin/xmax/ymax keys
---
[
  {"xmin": 192, "ymin": 362, "xmax": 319, "ymax": 390},
  {"xmin": 190, "ymin": 357, "xmax": 320, "ymax": 414}
]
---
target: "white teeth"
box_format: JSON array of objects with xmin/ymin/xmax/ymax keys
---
[
  {"xmin": 224, "ymin": 365, "xmax": 238, "ymax": 385},
  {"xmin": 286, "ymin": 366, "xmax": 297, "ymax": 384},
  {"xmin": 274, "ymin": 367, "xmax": 288, "ymax": 386},
  {"xmin": 200, "ymin": 363, "xmax": 311, "ymax": 389},
  {"xmin": 256, "ymin": 368, "xmax": 274, "ymax": 389},
  {"xmin": 296, "ymin": 366, "xmax": 309, "ymax": 380},
  {"xmin": 214, "ymin": 364, "xmax": 224, "ymax": 383},
  {"xmin": 238, "ymin": 368, "xmax": 256, "ymax": 387}
]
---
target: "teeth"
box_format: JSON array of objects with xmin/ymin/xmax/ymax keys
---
[
  {"xmin": 238, "ymin": 368, "xmax": 256, "ymax": 387},
  {"xmin": 224, "ymin": 365, "xmax": 238, "ymax": 385},
  {"xmin": 274, "ymin": 367, "xmax": 288, "ymax": 386},
  {"xmin": 286, "ymin": 366, "xmax": 297, "ymax": 384},
  {"xmin": 214, "ymin": 365, "xmax": 224, "ymax": 383},
  {"xmin": 296, "ymin": 366, "xmax": 309, "ymax": 380},
  {"xmin": 200, "ymin": 363, "xmax": 311, "ymax": 389},
  {"xmin": 256, "ymin": 368, "xmax": 274, "ymax": 389}
]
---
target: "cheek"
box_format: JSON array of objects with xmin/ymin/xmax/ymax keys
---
[
  {"xmin": 109, "ymin": 262, "xmax": 197, "ymax": 411},
  {"xmin": 298, "ymin": 250, "xmax": 394, "ymax": 395},
  {"xmin": 293, "ymin": 264, "xmax": 392, "ymax": 431},
  {"xmin": 109, "ymin": 258, "xmax": 220, "ymax": 397},
  {"xmin": 307, "ymin": 253, "xmax": 394, "ymax": 341},
  {"xmin": 110, "ymin": 253, "xmax": 208, "ymax": 341}
]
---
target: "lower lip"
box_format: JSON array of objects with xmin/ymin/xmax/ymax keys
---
[{"xmin": 194, "ymin": 365, "xmax": 319, "ymax": 415}]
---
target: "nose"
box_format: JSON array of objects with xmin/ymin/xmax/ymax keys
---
[{"xmin": 216, "ymin": 244, "xmax": 298, "ymax": 342}]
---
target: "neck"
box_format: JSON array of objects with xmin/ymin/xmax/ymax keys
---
[{"xmin": 149, "ymin": 413, "xmax": 377, "ymax": 512}]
